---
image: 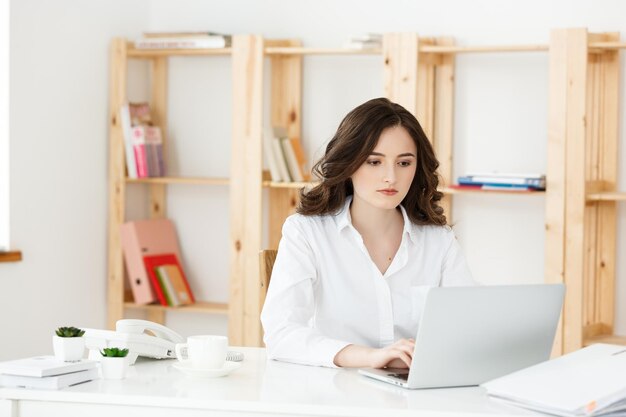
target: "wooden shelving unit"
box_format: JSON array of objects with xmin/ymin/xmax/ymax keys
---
[
  {"xmin": 106, "ymin": 38, "xmax": 235, "ymax": 332},
  {"xmin": 108, "ymin": 29, "xmax": 625, "ymax": 350}
]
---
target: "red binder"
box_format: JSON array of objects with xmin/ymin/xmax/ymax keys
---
[
  {"xmin": 143, "ymin": 254, "xmax": 195, "ymax": 306},
  {"xmin": 119, "ymin": 219, "xmax": 183, "ymax": 305}
]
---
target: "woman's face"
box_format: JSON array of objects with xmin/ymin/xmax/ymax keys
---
[{"xmin": 350, "ymin": 125, "xmax": 417, "ymax": 211}]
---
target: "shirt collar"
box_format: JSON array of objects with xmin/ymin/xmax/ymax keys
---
[{"xmin": 334, "ymin": 195, "xmax": 418, "ymax": 244}]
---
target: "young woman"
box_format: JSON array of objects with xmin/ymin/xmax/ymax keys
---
[{"xmin": 261, "ymin": 98, "xmax": 474, "ymax": 369}]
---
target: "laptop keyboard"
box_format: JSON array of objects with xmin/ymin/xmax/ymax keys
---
[{"xmin": 388, "ymin": 372, "xmax": 408, "ymax": 381}]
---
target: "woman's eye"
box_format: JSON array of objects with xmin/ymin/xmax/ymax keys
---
[
  {"xmin": 398, "ymin": 160, "xmax": 412, "ymax": 167},
  {"xmin": 366, "ymin": 159, "xmax": 381, "ymax": 166}
]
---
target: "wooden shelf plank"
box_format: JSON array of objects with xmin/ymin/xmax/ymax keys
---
[
  {"xmin": 586, "ymin": 192, "xmax": 626, "ymax": 201},
  {"xmin": 264, "ymin": 47, "xmax": 381, "ymax": 56},
  {"xmin": 127, "ymin": 177, "xmax": 229, "ymax": 186},
  {"xmin": 124, "ymin": 301, "xmax": 229, "ymax": 315},
  {"xmin": 0, "ymin": 251, "xmax": 22, "ymax": 263},
  {"xmin": 583, "ymin": 333, "xmax": 626, "ymax": 346},
  {"xmin": 123, "ymin": 41, "xmax": 626, "ymax": 58},
  {"xmin": 263, "ymin": 180, "xmax": 315, "ymax": 189},
  {"xmin": 127, "ymin": 46, "xmax": 232, "ymax": 58},
  {"xmin": 420, "ymin": 44, "xmax": 549, "ymax": 54}
]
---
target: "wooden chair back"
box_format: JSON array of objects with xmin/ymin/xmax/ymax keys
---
[{"xmin": 259, "ymin": 249, "xmax": 277, "ymax": 306}]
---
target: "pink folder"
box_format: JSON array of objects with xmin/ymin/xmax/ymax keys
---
[{"xmin": 120, "ymin": 219, "xmax": 183, "ymax": 305}]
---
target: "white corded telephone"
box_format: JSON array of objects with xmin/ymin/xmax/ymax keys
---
[{"xmin": 83, "ymin": 319, "xmax": 243, "ymax": 365}]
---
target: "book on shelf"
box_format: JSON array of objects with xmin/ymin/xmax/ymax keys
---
[
  {"xmin": 449, "ymin": 184, "xmax": 540, "ymax": 192},
  {"xmin": 344, "ymin": 33, "xmax": 382, "ymax": 50},
  {"xmin": 481, "ymin": 343, "xmax": 626, "ymax": 417},
  {"xmin": 0, "ymin": 367, "xmax": 99, "ymax": 390},
  {"xmin": 143, "ymin": 31, "xmax": 231, "ymax": 40},
  {"xmin": 144, "ymin": 126, "xmax": 166, "ymax": 177},
  {"xmin": 271, "ymin": 129, "xmax": 292, "ymax": 182},
  {"xmin": 120, "ymin": 104, "xmax": 138, "ymax": 179},
  {"xmin": 155, "ymin": 264, "xmax": 194, "ymax": 307},
  {"xmin": 0, "ymin": 356, "xmax": 97, "ymax": 378},
  {"xmin": 134, "ymin": 34, "xmax": 231, "ymax": 49},
  {"xmin": 120, "ymin": 102, "xmax": 166, "ymax": 178},
  {"xmin": 143, "ymin": 253, "xmax": 195, "ymax": 307},
  {"xmin": 457, "ymin": 173, "xmax": 546, "ymax": 190},
  {"xmin": 131, "ymin": 126, "xmax": 150, "ymax": 178},
  {"xmin": 281, "ymin": 137, "xmax": 308, "ymax": 182},
  {"xmin": 263, "ymin": 128, "xmax": 282, "ymax": 182},
  {"xmin": 120, "ymin": 218, "xmax": 183, "ymax": 305}
]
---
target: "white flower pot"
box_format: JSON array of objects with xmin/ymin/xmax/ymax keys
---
[
  {"xmin": 52, "ymin": 335, "xmax": 85, "ymax": 362},
  {"xmin": 100, "ymin": 356, "xmax": 128, "ymax": 380}
]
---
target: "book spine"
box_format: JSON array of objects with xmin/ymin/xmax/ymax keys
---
[
  {"xmin": 132, "ymin": 127, "xmax": 149, "ymax": 178},
  {"xmin": 145, "ymin": 126, "xmax": 162, "ymax": 177},
  {"xmin": 143, "ymin": 259, "xmax": 168, "ymax": 306},
  {"xmin": 281, "ymin": 138, "xmax": 304, "ymax": 182},
  {"xmin": 263, "ymin": 129, "xmax": 282, "ymax": 182},
  {"xmin": 272, "ymin": 137, "xmax": 292, "ymax": 182},
  {"xmin": 458, "ymin": 176, "xmax": 545, "ymax": 188},
  {"xmin": 158, "ymin": 266, "xmax": 180, "ymax": 306},
  {"xmin": 155, "ymin": 267, "xmax": 176, "ymax": 306},
  {"xmin": 119, "ymin": 104, "xmax": 138, "ymax": 179}
]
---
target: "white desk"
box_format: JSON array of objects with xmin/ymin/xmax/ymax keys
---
[{"xmin": 0, "ymin": 347, "xmax": 543, "ymax": 417}]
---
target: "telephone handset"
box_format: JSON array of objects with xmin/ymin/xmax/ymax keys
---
[
  {"xmin": 116, "ymin": 319, "xmax": 185, "ymax": 344},
  {"xmin": 83, "ymin": 319, "xmax": 244, "ymax": 364}
]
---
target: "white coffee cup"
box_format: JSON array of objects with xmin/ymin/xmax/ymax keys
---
[{"xmin": 175, "ymin": 335, "xmax": 228, "ymax": 369}]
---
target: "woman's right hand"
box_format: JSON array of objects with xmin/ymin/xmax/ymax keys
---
[{"xmin": 367, "ymin": 338, "xmax": 415, "ymax": 369}]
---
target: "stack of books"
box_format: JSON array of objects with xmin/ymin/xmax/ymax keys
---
[
  {"xmin": 0, "ymin": 356, "xmax": 98, "ymax": 390},
  {"xmin": 263, "ymin": 127, "xmax": 308, "ymax": 183},
  {"xmin": 344, "ymin": 33, "xmax": 382, "ymax": 50},
  {"xmin": 120, "ymin": 102, "xmax": 166, "ymax": 179},
  {"xmin": 134, "ymin": 31, "xmax": 232, "ymax": 49},
  {"xmin": 120, "ymin": 218, "xmax": 195, "ymax": 306},
  {"xmin": 453, "ymin": 172, "xmax": 546, "ymax": 191}
]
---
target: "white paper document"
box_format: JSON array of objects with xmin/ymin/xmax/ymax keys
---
[{"xmin": 481, "ymin": 344, "xmax": 626, "ymax": 417}]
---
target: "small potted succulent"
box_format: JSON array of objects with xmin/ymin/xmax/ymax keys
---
[
  {"xmin": 53, "ymin": 326, "xmax": 86, "ymax": 362},
  {"xmin": 100, "ymin": 347, "xmax": 130, "ymax": 380}
]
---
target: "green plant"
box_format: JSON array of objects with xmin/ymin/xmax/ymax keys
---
[
  {"xmin": 100, "ymin": 347, "xmax": 129, "ymax": 358},
  {"xmin": 55, "ymin": 326, "xmax": 85, "ymax": 338}
]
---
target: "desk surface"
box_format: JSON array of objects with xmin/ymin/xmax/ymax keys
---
[{"xmin": 0, "ymin": 347, "xmax": 544, "ymax": 417}]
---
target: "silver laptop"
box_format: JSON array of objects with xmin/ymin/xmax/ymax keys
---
[{"xmin": 358, "ymin": 284, "xmax": 565, "ymax": 389}]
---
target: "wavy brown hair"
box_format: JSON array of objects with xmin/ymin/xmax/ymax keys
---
[{"xmin": 298, "ymin": 97, "xmax": 447, "ymax": 226}]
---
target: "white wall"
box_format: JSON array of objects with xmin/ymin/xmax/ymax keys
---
[
  {"xmin": 1, "ymin": 0, "xmax": 9, "ymax": 252},
  {"xmin": 1, "ymin": 0, "xmax": 151, "ymax": 360},
  {"xmin": 2, "ymin": 0, "xmax": 625, "ymax": 360}
]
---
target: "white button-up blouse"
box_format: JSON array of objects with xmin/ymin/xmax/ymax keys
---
[{"xmin": 260, "ymin": 196, "xmax": 475, "ymax": 367}]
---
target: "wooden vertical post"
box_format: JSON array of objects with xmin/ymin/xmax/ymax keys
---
[
  {"xmin": 383, "ymin": 33, "xmax": 419, "ymax": 116},
  {"xmin": 107, "ymin": 38, "xmax": 128, "ymax": 330},
  {"xmin": 384, "ymin": 33, "xmax": 454, "ymax": 221},
  {"xmin": 583, "ymin": 32, "xmax": 620, "ymax": 341},
  {"xmin": 268, "ymin": 39, "xmax": 303, "ymax": 250},
  {"xmin": 433, "ymin": 37, "xmax": 455, "ymax": 221},
  {"xmin": 546, "ymin": 28, "xmax": 588, "ymax": 355},
  {"xmin": 146, "ymin": 56, "xmax": 169, "ymax": 325},
  {"xmin": 230, "ymin": 35, "xmax": 264, "ymax": 346}
]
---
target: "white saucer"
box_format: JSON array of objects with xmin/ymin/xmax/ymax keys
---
[{"xmin": 172, "ymin": 360, "xmax": 241, "ymax": 378}]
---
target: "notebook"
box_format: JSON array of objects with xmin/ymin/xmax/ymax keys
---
[
  {"xmin": 0, "ymin": 356, "xmax": 97, "ymax": 378},
  {"xmin": 482, "ymin": 343, "xmax": 626, "ymax": 417},
  {"xmin": 0, "ymin": 367, "xmax": 99, "ymax": 390},
  {"xmin": 359, "ymin": 284, "xmax": 564, "ymax": 389}
]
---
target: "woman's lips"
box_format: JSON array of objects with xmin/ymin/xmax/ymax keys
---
[{"xmin": 377, "ymin": 189, "xmax": 398, "ymax": 196}]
